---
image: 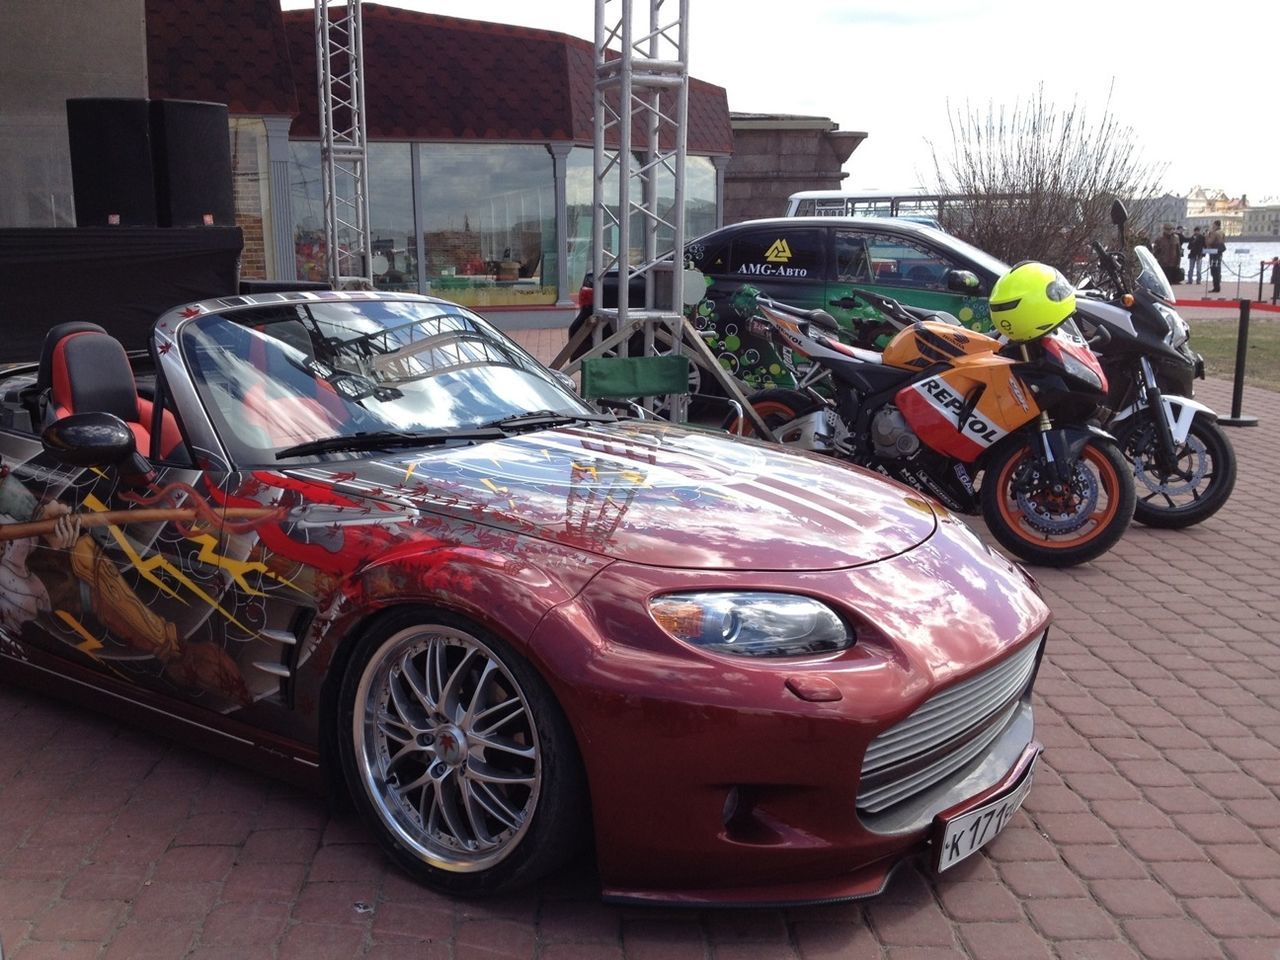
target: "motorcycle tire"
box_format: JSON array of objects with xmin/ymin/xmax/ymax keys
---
[
  {"xmin": 1113, "ymin": 412, "xmax": 1236, "ymax": 528},
  {"xmin": 723, "ymin": 388, "xmax": 824, "ymax": 443},
  {"xmin": 980, "ymin": 437, "xmax": 1135, "ymax": 568}
]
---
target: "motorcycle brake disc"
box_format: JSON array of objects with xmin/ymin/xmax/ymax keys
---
[
  {"xmin": 1132, "ymin": 432, "xmax": 1209, "ymax": 497},
  {"xmin": 1016, "ymin": 461, "xmax": 1100, "ymax": 535}
]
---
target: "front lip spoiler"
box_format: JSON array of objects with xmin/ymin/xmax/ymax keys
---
[{"xmin": 599, "ymin": 741, "xmax": 1045, "ymax": 908}]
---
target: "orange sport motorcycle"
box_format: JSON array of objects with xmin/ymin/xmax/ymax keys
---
[{"xmin": 731, "ymin": 280, "xmax": 1136, "ymax": 567}]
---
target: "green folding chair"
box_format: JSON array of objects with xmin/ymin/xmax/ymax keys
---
[{"xmin": 578, "ymin": 354, "xmax": 741, "ymax": 430}]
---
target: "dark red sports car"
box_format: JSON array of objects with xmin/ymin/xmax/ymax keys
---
[{"xmin": 0, "ymin": 291, "xmax": 1048, "ymax": 904}]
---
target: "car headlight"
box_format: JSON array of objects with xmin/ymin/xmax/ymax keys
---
[{"xmin": 649, "ymin": 592, "xmax": 852, "ymax": 657}]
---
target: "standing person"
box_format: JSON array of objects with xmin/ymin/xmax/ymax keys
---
[
  {"xmin": 1205, "ymin": 220, "xmax": 1226, "ymax": 292},
  {"xmin": 1271, "ymin": 257, "xmax": 1280, "ymax": 304},
  {"xmin": 1187, "ymin": 227, "xmax": 1206, "ymax": 285},
  {"xmin": 1153, "ymin": 224, "xmax": 1181, "ymax": 285}
]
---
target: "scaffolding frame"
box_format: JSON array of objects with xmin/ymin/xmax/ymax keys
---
[
  {"xmin": 315, "ymin": 0, "xmax": 373, "ymax": 287},
  {"xmin": 568, "ymin": 0, "xmax": 769, "ymax": 435}
]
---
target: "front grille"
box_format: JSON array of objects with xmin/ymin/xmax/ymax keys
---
[{"xmin": 857, "ymin": 635, "xmax": 1042, "ymax": 815}]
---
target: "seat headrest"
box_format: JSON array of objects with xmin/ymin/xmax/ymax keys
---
[
  {"xmin": 37, "ymin": 322, "xmax": 108, "ymax": 390},
  {"xmin": 51, "ymin": 331, "xmax": 140, "ymax": 424}
]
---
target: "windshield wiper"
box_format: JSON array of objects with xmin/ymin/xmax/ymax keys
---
[
  {"xmin": 275, "ymin": 428, "xmax": 505, "ymax": 460},
  {"xmin": 478, "ymin": 410, "xmax": 615, "ymax": 433}
]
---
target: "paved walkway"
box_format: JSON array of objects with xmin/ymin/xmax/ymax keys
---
[{"xmin": 2, "ymin": 357, "xmax": 1278, "ymax": 957}]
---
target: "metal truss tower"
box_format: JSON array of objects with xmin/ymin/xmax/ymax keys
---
[
  {"xmin": 591, "ymin": 0, "xmax": 690, "ymax": 340},
  {"xmin": 315, "ymin": 0, "xmax": 372, "ymax": 287}
]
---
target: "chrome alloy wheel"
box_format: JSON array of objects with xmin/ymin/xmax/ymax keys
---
[{"xmin": 353, "ymin": 625, "xmax": 541, "ymax": 872}]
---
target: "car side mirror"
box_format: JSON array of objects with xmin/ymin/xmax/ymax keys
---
[
  {"xmin": 946, "ymin": 269, "xmax": 981, "ymax": 293},
  {"xmin": 42, "ymin": 412, "xmax": 154, "ymax": 482},
  {"xmin": 1110, "ymin": 200, "xmax": 1128, "ymax": 227},
  {"xmin": 551, "ymin": 369, "xmax": 578, "ymax": 394},
  {"xmin": 42, "ymin": 412, "xmax": 136, "ymax": 466}
]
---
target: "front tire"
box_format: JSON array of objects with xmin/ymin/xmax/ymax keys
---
[
  {"xmin": 336, "ymin": 608, "xmax": 587, "ymax": 896},
  {"xmin": 981, "ymin": 437, "xmax": 1135, "ymax": 567},
  {"xmin": 1113, "ymin": 413, "xmax": 1236, "ymax": 528}
]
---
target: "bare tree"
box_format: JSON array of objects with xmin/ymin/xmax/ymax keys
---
[{"xmin": 931, "ymin": 84, "xmax": 1166, "ymax": 274}]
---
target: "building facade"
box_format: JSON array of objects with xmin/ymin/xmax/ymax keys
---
[{"xmin": 2, "ymin": 1, "xmax": 735, "ymax": 312}]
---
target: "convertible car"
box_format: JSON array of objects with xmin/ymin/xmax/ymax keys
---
[{"xmin": 0, "ymin": 291, "xmax": 1049, "ymax": 904}]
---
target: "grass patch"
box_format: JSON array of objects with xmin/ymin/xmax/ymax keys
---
[{"xmin": 1188, "ymin": 317, "xmax": 1280, "ymax": 393}]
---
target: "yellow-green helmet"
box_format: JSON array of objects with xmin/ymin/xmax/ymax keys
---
[{"xmin": 989, "ymin": 261, "xmax": 1076, "ymax": 342}]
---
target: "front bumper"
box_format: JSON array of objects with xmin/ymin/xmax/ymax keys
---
[{"xmin": 527, "ymin": 515, "xmax": 1050, "ymax": 905}]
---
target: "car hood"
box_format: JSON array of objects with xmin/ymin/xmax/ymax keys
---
[{"xmin": 281, "ymin": 421, "xmax": 937, "ymax": 571}]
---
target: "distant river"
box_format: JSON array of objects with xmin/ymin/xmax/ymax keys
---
[{"xmin": 1185, "ymin": 241, "xmax": 1280, "ymax": 286}]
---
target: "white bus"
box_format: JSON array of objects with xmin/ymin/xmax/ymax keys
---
[{"xmin": 785, "ymin": 190, "xmax": 945, "ymax": 229}]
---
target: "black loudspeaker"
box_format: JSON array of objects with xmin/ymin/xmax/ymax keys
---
[
  {"xmin": 150, "ymin": 99, "xmax": 234, "ymax": 228},
  {"xmin": 66, "ymin": 99, "xmax": 159, "ymax": 227}
]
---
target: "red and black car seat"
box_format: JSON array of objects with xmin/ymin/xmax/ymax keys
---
[{"xmin": 44, "ymin": 328, "xmax": 182, "ymax": 459}]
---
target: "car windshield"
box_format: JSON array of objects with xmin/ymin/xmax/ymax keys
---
[
  {"xmin": 179, "ymin": 297, "xmax": 592, "ymax": 464},
  {"xmin": 1132, "ymin": 245, "xmax": 1175, "ymax": 303}
]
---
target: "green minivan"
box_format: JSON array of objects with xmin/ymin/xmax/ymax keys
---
[{"xmin": 683, "ymin": 216, "xmax": 1010, "ymax": 389}]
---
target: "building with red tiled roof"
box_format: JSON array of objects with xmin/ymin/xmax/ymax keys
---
[{"xmin": 3, "ymin": 2, "xmax": 860, "ymax": 313}]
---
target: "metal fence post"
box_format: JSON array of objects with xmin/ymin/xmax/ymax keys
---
[{"xmin": 1219, "ymin": 299, "xmax": 1258, "ymax": 427}]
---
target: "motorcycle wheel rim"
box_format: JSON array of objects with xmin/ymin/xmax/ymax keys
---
[{"xmin": 995, "ymin": 445, "xmax": 1123, "ymax": 549}]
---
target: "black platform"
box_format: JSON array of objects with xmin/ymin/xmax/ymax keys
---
[{"xmin": 0, "ymin": 227, "xmax": 242, "ymax": 363}]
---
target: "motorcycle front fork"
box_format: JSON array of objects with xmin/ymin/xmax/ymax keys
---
[{"xmin": 1137, "ymin": 357, "xmax": 1180, "ymax": 472}]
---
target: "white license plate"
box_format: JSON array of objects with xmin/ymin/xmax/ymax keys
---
[{"xmin": 934, "ymin": 761, "xmax": 1036, "ymax": 873}]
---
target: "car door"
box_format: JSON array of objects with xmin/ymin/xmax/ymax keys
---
[
  {"xmin": 827, "ymin": 228, "xmax": 995, "ymax": 343},
  {"xmin": 689, "ymin": 225, "xmax": 828, "ymax": 389},
  {"xmin": 0, "ymin": 341, "xmax": 262, "ymax": 715}
]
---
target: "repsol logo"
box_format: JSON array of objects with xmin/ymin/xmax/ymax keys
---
[
  {"xmin": 921, "ymin": 378, "xmax": 1002, "ymax": 444},
  {"xmin": 737, "ymin": 264, "xmax": 809, "ymax": 277}
]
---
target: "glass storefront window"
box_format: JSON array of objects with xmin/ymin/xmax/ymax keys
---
[
  {"xmin": 290, "ymin": 140, "xmax": 720, "ymax": 303},
  {"xmin": 288, "ymin": 141, "xmax": 325, "ymax": 283},
  {"xmin": 567, "ymin": 148, "xmax": 718, "ymax": 284},
  {"xmin": 367, "ymin": 142, "xmax": 416, "ymax": 292},
  {"xmin": 419, "ymin": 144, "xmax": 555, "ymax": 307}
]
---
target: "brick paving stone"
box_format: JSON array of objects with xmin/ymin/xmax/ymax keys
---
[
  {"xmin": 1121, "ymin": 828, "xmax": 1210, "ymax": 863},
  {"xmin": 996, "ymin": 860, "xmax": 1088, "ymax": 899},
  {"xmin": 936, "ymin": 880, "xmax": 1023, "ymax": 923},
  {"xmin": 958, "ymin": 921, "xmax": 1054, "ymax": 960},
  {"xmin": 864, "ymin": 898, "xmax": 954, "ymax": 948},
  {"xmin": 291, "ymin": 879, "xmax": 381, "ymax": 926},
  {"xmin": 791, "ymin": 921, "xmax": 883, "ymax": 960},
  {"xmin": 128, "ymin": 880, "xmax": 221, "ymax": 921},
  {"xmin": 1059, "ymin": 844, "xmax": 1149, "ymax": 880},
  {"xmin": 198, "ymin": 900, "xmax": 291, "ymax": 947},
  {"xmin": 1055, "ymin": 941, "xmax": 1143, "ymax": 960},
  {"xmin": 1090, "ymin": 799, "xmax": 1174, "ymax": 830},
  {"xmin": 1185, "ymin": 896, "xmax": 1280, "ymax": 938},
  {"xmin": 620, "ymin": 919, "xmax": 709, "ymax": 960},
  {"xmin": 277, "ymin": 922, "xmax": 369, "ymax": 960},
  {"xmin": 713, "ymin": 944, "xmax": 801, "ymax": 960},
  {"xmin": 1122, "ymin": 917, "xmax": 1225, "ymax": 960},
  {"xmin": 1174, "ymin": 812, "xmax": 1261, "ymax": 845},
  {"xmin": 1150, "ymin": 859, "xmax": 1244, "ymax": 898},
  {"xmin": 1088, "ymin": 878, "xmax": 1184, "ymax": 918},
  {"xmin": 370, "ymin": 899, "xmax": 455, "ymax": 941},
  {"xmin": 29, "ymin": 896, "xmax": 126, "ymax": 942},
  {"xmin": 102, "ymin": 920, "xmax": 200, "ymax": 960},
  {"xmin": 219, "ymin": 859, "xmax": 308, "ymax": 902},
  {"xmin": 1207, "ymin": 843, "xmax": 1280, "ymax": 880},
  {"xmin": 1024, "ymin": 897, "xmax": 1120, "ymax": 940},
  {"xmin": 541, "ymin": 944, "xmax": 627, "ymax": 960},
  {"xmin": 1029, "ymin": 812, "xmax": 1116, "ymax": 845}
]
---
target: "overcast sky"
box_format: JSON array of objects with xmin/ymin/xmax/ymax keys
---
[{"xmin": 286, "ymin": 0, "xmax": 1274, "ymax": 202}]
